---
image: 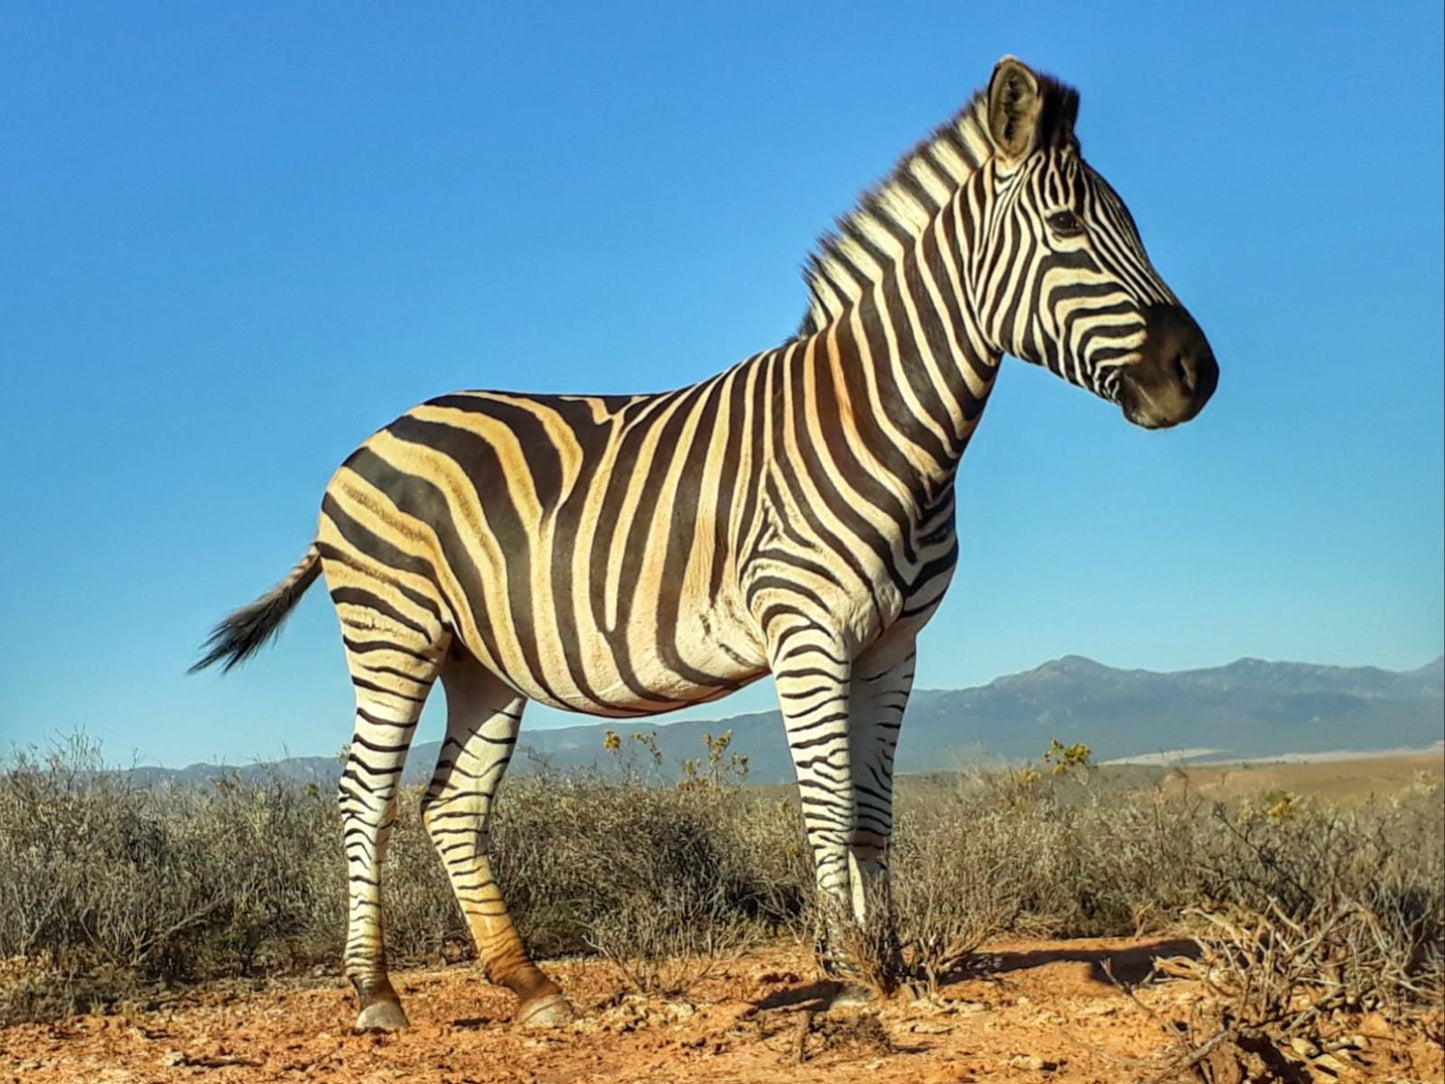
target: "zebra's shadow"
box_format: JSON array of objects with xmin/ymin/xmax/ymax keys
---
[
  {"xmin": 970, "ymin": 937, "xmax": 1202, "ymax": 988},
  {"xmin": 751, "ymin": 979, "xmax": 838, "ymax": 1013}
]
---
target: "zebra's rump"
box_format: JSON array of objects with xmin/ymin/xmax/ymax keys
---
[{"xmin": 316, "ymin": 387, "xmax": 778, "ymax": 717}]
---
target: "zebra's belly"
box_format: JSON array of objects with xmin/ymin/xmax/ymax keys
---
[
  {"xmin": 466, "ymin": 597, "xmax": 773, "ymax": 718},
  {"xmin": 525, "ymin": 671, "xmax": 769, "ymax": 717},
  {"xmin": 500, "ymin": 644, "xmax": 770, "ymax": 718}
]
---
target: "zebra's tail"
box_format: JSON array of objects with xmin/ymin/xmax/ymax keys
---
[{"xmin": 189, "ymin": 544, "xmax": 322, "ymax": 673}]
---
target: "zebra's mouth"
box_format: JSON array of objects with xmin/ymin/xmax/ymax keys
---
[
  {"xmin": 1118, "ymin": 304, "xmax": 1218, "ymax": 429},
  {"xmin": 1122, "ymin": 404, "xmax": 1182, "ymax": 430}
]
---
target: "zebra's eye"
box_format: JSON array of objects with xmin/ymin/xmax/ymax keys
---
[{"xmin": 1047, "ymin": 210, "xmax": 1084, "ymax": 237}]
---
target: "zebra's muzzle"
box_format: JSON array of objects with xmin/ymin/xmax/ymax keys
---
[{"xmin": 1118, "ymin": 304, "xmax": 1218, "ymax": 429}]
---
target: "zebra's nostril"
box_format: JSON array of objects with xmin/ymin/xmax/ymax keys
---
[{"xmin": 1173, "ymin": 353, "xmax": 1196, "ymax": 394}]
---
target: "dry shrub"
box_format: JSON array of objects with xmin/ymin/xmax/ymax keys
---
[
  {"xmin": 818, "ymin": 752, "xmax": 1105, "ymax": 995},
  {"xmin": 827, "ymin": 757, "xmax": 1443, "ymax": 1008},
  {"xmin": 492, "ymin": 773, "xmax": 808, "ymax": 961},
  {"xmin": 892, "ymin": 758, "xmax": 1213, "ymax": 949},
  {"xmin": 0, "ymin": 735, "xmax": 817, "ymax": 1021},
  {"xmin": 2, "ymin": 732, "xmax": 1440, "ymax": 1040},
  {"xmin": 0, "ymin": 738, "xmax": 344, "ymax": 1019},
  {"xmin": 1152, "ymin": 900, "xmax": 1436, "ymax": 1082},
  {"xmin": 1200, "ymin": 789, "xmax": 1444, "ymax": 1000},
  {"xmin": 588, "ymin": 897, "xmax": 756, "ymax": 998},
  {"xmin": 523, "ymin": 773, "xmax": 800, "ymax": 996},
  {"xmin": 387, "ymin": 769, "xmax": 765, "ymax": 996},
  {"xmin": 879, "ymin": 749, "xmax": 1156, "ymax": 992},
  {"xmin": 1109, "ymin": 789, "xmax": 1444, "ymax": 1082},
  {"xmin": 881, "ymin": 800, "xmax": 1027, "ymax": 993}
]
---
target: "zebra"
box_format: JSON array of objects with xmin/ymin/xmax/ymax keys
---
[{"xmin": 193, "ymin": 56, "xmax": 1216, "ymax": 1030}]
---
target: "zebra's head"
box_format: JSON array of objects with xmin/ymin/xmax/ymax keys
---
[{"xmin": 977, "ymin": 57, "xmax": 1217, "ymax": 429}]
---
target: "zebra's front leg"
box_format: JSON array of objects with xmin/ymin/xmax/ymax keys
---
[
  {"xmin": 422, "ymin": 653, "xmax": 573, "ymax": 1028},
  {"xmin": 769, "ymin": 632, "xmax": 859, "ymax": 977},
  {"xmin": 843, "ymin": 635, "xmax": 916, "ymax": 960}
]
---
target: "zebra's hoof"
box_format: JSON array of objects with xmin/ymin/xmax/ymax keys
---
[
  {"xmin": 516, "ymin": 992, "xmax": 575, "ymax": 1029},
  {"xmin": 826, "ymin": 983, "xmax": 878, "ymax": 1012},
  {"xmin": 354, "ymin": 999, "xmax": 410, "ymax": 1031}
]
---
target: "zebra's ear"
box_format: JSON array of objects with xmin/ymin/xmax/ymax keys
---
[
  {"xmin": 987, "ymin": 56, "xmax": 1044, "ymax": 160},
  {"xmin": 1057, "ymin": 91, "xmax": 1079, "ymax": 144}
]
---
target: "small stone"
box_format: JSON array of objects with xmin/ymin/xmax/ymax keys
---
[
  {"xmin": 1288, "ymin": 1036, "xmax": 1322, "ymax": 1058},
  {"xmin": 909, "ymin": 1020, "xmax": 953, "ymax": 1034},
  {"xmin": 1007, "ymin": 1053, "xmax": 1059, "ymax": 1071}
]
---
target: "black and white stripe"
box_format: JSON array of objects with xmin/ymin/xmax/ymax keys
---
[{"xmin": 195, "ymin": 55, "xmax": 1216, "ymax": 1028}]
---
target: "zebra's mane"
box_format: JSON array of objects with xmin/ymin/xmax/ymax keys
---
[{"xmin": 797, "ymin": 72, "xmax": 1080, "ymax": 338}]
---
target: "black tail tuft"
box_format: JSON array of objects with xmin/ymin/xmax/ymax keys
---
[{"xmin": 189, "ymin": 546, "xmax": 322, "ymax": 674}]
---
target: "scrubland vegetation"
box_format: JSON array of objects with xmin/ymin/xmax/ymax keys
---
[{"xmin": 2, "ymin": 733, "xmax": 1440, "ymax": 1072}]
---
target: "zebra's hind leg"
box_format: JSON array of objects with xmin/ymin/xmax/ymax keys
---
[
  {"xmin": 337, "ymin": 627, "xmax": 444, "ymax": 1031},
  {"xmin": 421, "ymin": 648, "xmax": 574, "ymax": 1029}
]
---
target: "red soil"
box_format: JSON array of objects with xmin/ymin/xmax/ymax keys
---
[{"xmin": 4, "ymin": 938, "xmax": 1439, "ymax": 1083}]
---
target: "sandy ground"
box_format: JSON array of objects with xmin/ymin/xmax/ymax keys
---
[{"xmin": 3, "ymin": 939, "xmax": 1440, "ymax": 1083}]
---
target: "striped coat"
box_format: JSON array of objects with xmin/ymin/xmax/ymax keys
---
[{"xmin": 195, "ymin": 55, "xmax": 1216, "ymax": 1030}]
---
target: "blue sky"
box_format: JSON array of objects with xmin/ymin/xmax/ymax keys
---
[{"xmin": 2, "ymin": 3, "xmax": 1441, "ymax": 768}]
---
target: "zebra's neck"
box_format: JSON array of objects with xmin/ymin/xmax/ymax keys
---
[
  {"xmin": 781, "ymin": 184, "xmax": 1004, "ymax": 506},
  {"xmin": 799, "ymin": 92, "xmax": 997, "ymax": 338}
]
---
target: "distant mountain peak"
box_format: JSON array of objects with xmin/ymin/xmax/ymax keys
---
[
  {"xmin": 116, "ymin": 653, "xmax": 1443, "ymax": 787},
  {"xmin": 1225, "ymin": 656, "xmax": 1271, "ymax": 668},
  {"xmin": 1004, "ymin": 655, "xmax": 1117, "ymax": 683},
  {"xmin": 1050, "ymin": 654, "xmax": 1106, "ymax": 670},
  {"xmin": 1015, "ymin": 654, "xmax": 1098, "ymax": 673}
]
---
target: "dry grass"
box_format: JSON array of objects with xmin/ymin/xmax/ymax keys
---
[
  {"xmin": 2, "ymin": 733, "xmax": 1441, "ymax": 1067},
  {"xmin": 1154, "ymin": 751, "xmax": 1444, "ymax": 808}
]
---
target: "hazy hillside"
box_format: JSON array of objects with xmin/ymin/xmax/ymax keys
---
[{"xmin": 127, "ymin": 655, "xmax": 1444, "ymax": 788}]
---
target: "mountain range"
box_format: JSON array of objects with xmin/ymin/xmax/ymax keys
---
[{"xmin": 132, "ymin": 654, "xmax": 1444, "ymax": 787}]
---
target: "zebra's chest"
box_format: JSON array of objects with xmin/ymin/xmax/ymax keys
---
[{"xmin": 740, "ymin": 501, "xmax": 959, "ymax": 658}]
